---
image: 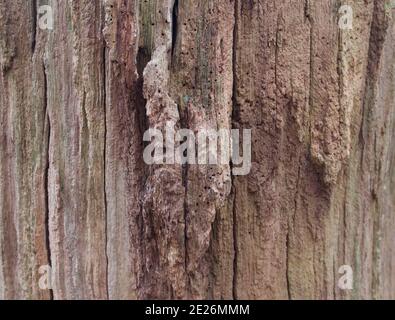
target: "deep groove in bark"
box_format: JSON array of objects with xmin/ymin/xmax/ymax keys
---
[
  {"xmin": 101, "ymin": 3, "xmax": 110, "ymax": 298},
  {"xmin": 359, "ymin": 0, "xmax": 389, "ymax": 164},
  {"xmin": 304, "ymin": 0, "xmax": 311, "ymax": 23},
  {"xmin": 231, "ymin": 0, "xmax": 239, "ymax": 300},
  {"xmin": 136, "ymin": 47, "xmax": 150, "ymax": 137},
  {"xmin": 171, "ymin": 0, "xmax": 179, "ymax": 60},
  {"xmin": 232, "ymin": 189, "xmax": 238, "ymax": 300},
  {"xmin": 43, "ymin": 60, "xmax": 53, "ymax": 300},
  {"xmin": 182, "ymin": 145, "xmax": 189, "ymax": 296},
  {"xmin": 31, "ymin": 0, "xmax": 37, "ymax": 54},
  {"xmin": 102, "ymin": 39, "xmax": 109, "ymax": 300},
  {"xmin": 308, "ymin": 9, "xmax": 313, "ymax": 150},
  {"xmin": 176, "ymin": 94, "xmax": 190, "ymax": 295},
  {"xmin": 285, "ymin": 228, "xmax": 291, "ymax": 299}
]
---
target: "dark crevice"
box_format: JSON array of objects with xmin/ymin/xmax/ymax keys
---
[
  {"xmin": 231, "ymin": 7, "xmax": 240, "ymax": 124},
  {"xmin": 178, "ymin": 103, "xmax": 190, "ymax": 295},
  {"xmin": 337, "ymin": 2, "xmax": 344, "ymax": 136},
  {"xmin": 136, "ymin": 46, "xmax": 151, "ymax": 191},
  {"xmin": 102, "ymin": 36, "xmax": 110, "ymax": 300},
  {"xmin": 137, "ymin": 47, "xmax": 150, "ymax": 138},
  {"xmin": 182, "ymin": 160, "xmax": 189, "ymax": 295},
  {"xmin": 137, "ymin": 47, "xmax": 151, "ymax": 79},
  {"xmin": 358, "ymin": 0, "xmax": 389, "ymax": 166},
  {"xmin": 136, "ymin": 43, "xmax": 152, "ymax": 299},
  {"xmin": 304, "ymin": 0, "xmax": 312, "ymax": 23},
  {"xmin": 43, "ymin": 60, "xmax": 53, "ymax": 300},
  {"xmin": 231, "ymin": 0, "xmax": 239, "ymax": 300},
  {"xmin": 231, "ymin": 190, "xmax": 238, "ymax": 300},
  {"xmin": 31, "ymin": 0, "xmax": 37, "ymax": 54},
  {"xmin": 307, "ymin": 7, "xmax": 314, "ymax": 152},
  {"xmin": 171, "ymin": 0, "xmax": 179, "ymax": 60},
  {"xmin": 170, "ymin": 0, "xmax": 188, "ymax": 294},
  {"xmin": 274, "ymin": 15, "xmax": 280, "ymax": 91},
  {"xmin": 339, "ymin": 172, "xmax": 348, "ymax": 299},
  {"xmin": 135, "ymin": 2, "xmax": 153, "ymax": 294},
  {"xmin": 101, "ymin": 1, "xmax": 109, "ymax": 297},
  {"xmin": 285, "ymin": 228, "xmax": 291, "ymax": 299}
]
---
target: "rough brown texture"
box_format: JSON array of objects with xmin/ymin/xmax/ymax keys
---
[{"xmin": 0, "ymin": 0, "xmax": 394, "ymax": 300}]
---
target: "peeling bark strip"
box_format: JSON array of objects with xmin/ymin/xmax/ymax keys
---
[{"xmin": 0, "ymin": 0, "xmax": 394, "ymax": 300}]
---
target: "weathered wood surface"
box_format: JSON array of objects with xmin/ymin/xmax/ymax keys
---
[{"xmin": 0, "ymin": 0, "xmax": 394, "ymax": 299}]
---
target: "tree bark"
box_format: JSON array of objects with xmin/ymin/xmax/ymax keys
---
[{"xmin": 0, "ymin": 0, "xmax": 394, "ymax": 300}]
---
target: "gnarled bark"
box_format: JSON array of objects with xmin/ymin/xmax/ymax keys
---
[{"xmin": 0, "ymin": 0, "xmax": 394, "ymax": 300}]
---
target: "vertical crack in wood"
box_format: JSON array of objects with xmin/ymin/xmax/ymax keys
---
[
  {"xmin": 136, "ymin": 47, "xmax": 150, "ymax": 142},
  {"xmin": 31, "ymin": 0, "xmax": 37, "ymax": 54},
  {"xmin": 177, "ymin": 101, "xmax": 190, "ymax": 295},
  {"xmin": 307, "ymin": 3, "xmax": 313, "ymax": 150},
  {"xmin": 304, "ymin": 0, "xmax": 311, "ymax": 23},
  {"xmin": 359, "ymin": 0, "xmax": 389, "ymax": 167},
  {"xmin": 231, "ymin": 0, "xmax": 238, "ymax": 301},
  {"xmin": 169, "ymin": 0, "xmax": 189, "ymax": 296},
  {"xmin": 171, "ymin": 0, "xmax": 179, "ymax": 60},
  {"xmin": 101, "ymin": 2, "xmax": 109, "ymax": 298},
  {"xmin": 43, "ymin": 59, "xmax": 53, "ymax": 300},
  {"xmin": 103, "ymin": 41, "xmax": 109, "ymax": 301}
]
